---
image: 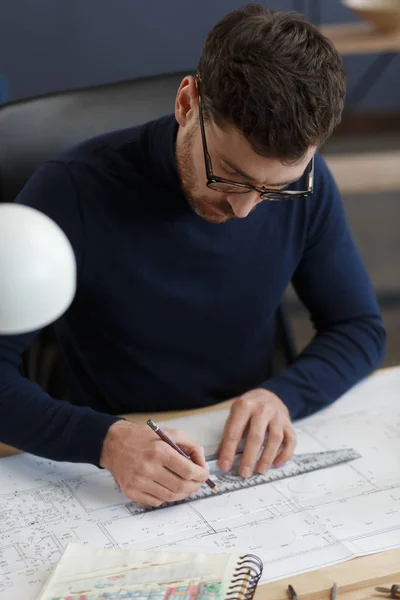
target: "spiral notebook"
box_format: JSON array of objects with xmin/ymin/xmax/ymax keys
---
[{"xmin": 36, "ymin": 544, "xmax": 263, "ymax": 600}]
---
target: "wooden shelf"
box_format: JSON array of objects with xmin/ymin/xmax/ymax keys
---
[
  {"xmin": 320, "ymin": 22, "xmax": 400, "ymax": 55},
  {"xmin": 324, "ymin": 150, "xmax": 400, "ymax": 195},
  {"xmin": 319, "ymin": 22, "xmax": 400, "ymax": 194}
]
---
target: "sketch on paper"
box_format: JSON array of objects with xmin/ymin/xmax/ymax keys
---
[
  {"xmin": 37, "ymin": 545, "xmax": 235, "ymax": 600},
  {"xmin": 44, "ymin": 582, "xmax": 225, "ymax": 600}
]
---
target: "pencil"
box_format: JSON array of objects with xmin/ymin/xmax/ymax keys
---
[{"xmin": 147, "ymin": 419, "xmax": 219, "ymax": 493}]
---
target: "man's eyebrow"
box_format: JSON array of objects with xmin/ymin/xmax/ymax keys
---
[{"xmin": 219, "ymin": 156, "xmax": 302, "ymax": 187}]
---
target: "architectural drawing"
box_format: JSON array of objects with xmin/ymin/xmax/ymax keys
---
[{"xmin": 0, "ymin": 369, "xmax": 399, "ymax": 599}]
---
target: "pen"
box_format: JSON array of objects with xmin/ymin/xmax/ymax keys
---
[{"xmin": 146, "ymin": 419, "xmax": 219, "ymax": 493}]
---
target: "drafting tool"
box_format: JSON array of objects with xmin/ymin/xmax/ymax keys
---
[
  {"xmin": 127, "ymin": 448, "xmax": 361, "ymax": 515},
  {"xmin": 375, "ymin": 585, "xmax": 400, "ymax": 598},
  {"xmin": 288, "ymin": 584, "xmax": 301, "ymax": 600},
  {"xmin": 331, "ymin": 582, "xmax": 338, "ymax": 600}
]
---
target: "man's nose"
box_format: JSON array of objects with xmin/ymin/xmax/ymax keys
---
[{"xmin": 226, "ymin": 192, "xmax": 259, "ymax": 219}]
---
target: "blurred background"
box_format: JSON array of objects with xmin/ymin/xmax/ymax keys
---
[{"xmin": 1, "ymin": 0, "xmax": 399, "ymax": 368}]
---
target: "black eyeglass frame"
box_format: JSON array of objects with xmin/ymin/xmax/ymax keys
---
[{"xmin": 196, "ymin": 75, "xmax": 314, "ymax": 201}]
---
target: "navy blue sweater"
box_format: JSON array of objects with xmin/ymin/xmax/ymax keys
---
[{"xmin": 0, "ymin": 115, "xmax": 385, "ymax": 466}]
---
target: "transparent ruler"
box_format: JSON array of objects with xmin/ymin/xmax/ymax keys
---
[{"xmin": 127, "ymin": 448, "xmax": 361, "ymax": 515}]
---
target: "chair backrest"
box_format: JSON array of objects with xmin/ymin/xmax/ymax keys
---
[{"xmin": 0, "ymin": 71, "xmax": 188, "ymax": 203}]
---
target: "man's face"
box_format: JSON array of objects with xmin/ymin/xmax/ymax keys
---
[{"xmin": 175, "ymin": 77, "xmax": 315, "ymax": 224}]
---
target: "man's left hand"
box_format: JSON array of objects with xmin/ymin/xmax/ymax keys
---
[{"xmin": 218, "ymin": 389, "xmax": 296, "ymax": 477}]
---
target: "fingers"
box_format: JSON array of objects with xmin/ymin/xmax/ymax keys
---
[
  {"xmin": 127, "ymin": 491, "xmax": 166, "ymax": 508},
  {"xmin": 218, "ymin": 402, "xmax": 249, "ymax": 472},
  {"xmin": 237, "ymin": 415, "xmax": 267, "ymax": 477},
  {"xmin": 189, "ymin": 445, "xmax": 207, "ymax": 469},
  {"xmin": 165, "ymin": 429, "xmax": 208, "ymax": 469},
  {"xmin": 256, "ymin": 424, "xmax": 296, "ymax": 473},
  {"xmin": 256, "ymin": 425, "xmax": 284, "ymax": 474},
  {"xmin": 156, "ymin": 469, "xmax": 204, "ymax": 498},
  {"xmin": 229, "ymin": 403, "xmax": 296, "ymax": 477},
  {"xmin": 121, "ymin": 470, "xmax": 204, "ymax": 507},
  {"xmin": 171, "ymin": 430, "xmax": 207, "ymax": 469},
  {"xmin": 273, "ymin": 427, "xmax": 297, "ymax": 467},
  {"xmin": 163, "ymin": 445, "xmax": 209, "ymax": 483}
]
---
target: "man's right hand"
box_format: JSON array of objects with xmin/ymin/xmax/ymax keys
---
[{"xmin": 100, "ymin": 420, "xmax": 209, "ymax": 507}]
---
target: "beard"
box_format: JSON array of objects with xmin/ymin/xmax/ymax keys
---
[{"xmin": 175, "ymin": 126, "xmax": 235, "ymax": 224}]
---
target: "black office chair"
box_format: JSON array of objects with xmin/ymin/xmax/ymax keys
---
[{"xmin": 0, "ymin": 72, "xmax": 297, "ymax": 397}]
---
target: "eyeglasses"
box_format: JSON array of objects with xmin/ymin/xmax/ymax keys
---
[{"xmin": 196, "ymin": 75, "xmax": 314, "ymax": 202}]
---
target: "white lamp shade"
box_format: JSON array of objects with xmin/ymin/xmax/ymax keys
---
[{"xmin": 0, "ymin": 203, "xmax": 76, "ymax": 334}]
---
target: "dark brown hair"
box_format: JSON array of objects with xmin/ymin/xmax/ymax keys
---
[{"xmin": 197, "ymin": 4, "xmax": 346, "ymax": 162}]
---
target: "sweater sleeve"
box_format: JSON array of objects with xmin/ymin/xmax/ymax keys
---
[
  {"xmin": 0, "ymin": 162, "xmax": 120, "ymax": 465},
  {"xmin": 262, "ymin": 154, "xmax": 386, "ymax": 419}
]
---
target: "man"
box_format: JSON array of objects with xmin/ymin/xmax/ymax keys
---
[{"xmin": 0, "ymin": 5, "xmax": 385, "ymax": 508}]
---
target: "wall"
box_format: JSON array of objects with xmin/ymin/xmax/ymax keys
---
[{"xmin": 0, "ymin": 0, "xmax": 399, "ymax": 110}]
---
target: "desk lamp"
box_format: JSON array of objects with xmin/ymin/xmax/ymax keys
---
[{"xmin": 0, "ymin": 203, "xmax": 76, "ymax": 334}]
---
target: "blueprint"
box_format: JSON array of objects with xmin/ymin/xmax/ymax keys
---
[{"xmin": 1, "ymin": 368, "xmax": 400, "ymax": 599}]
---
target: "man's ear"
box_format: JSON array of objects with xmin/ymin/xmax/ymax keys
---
[{"xmin": 175, "ymin": 76, "xmax": 198, "ymax": 127}]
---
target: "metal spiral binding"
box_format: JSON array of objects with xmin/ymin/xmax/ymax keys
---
[{"xmin": 225, "ymin": 554, "xmax": 263, "ymax": 600}]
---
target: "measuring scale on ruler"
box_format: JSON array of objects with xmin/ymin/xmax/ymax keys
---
[{"xmin": 127, "ymin": 448, "xmax": 361, "ymax": 515}]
